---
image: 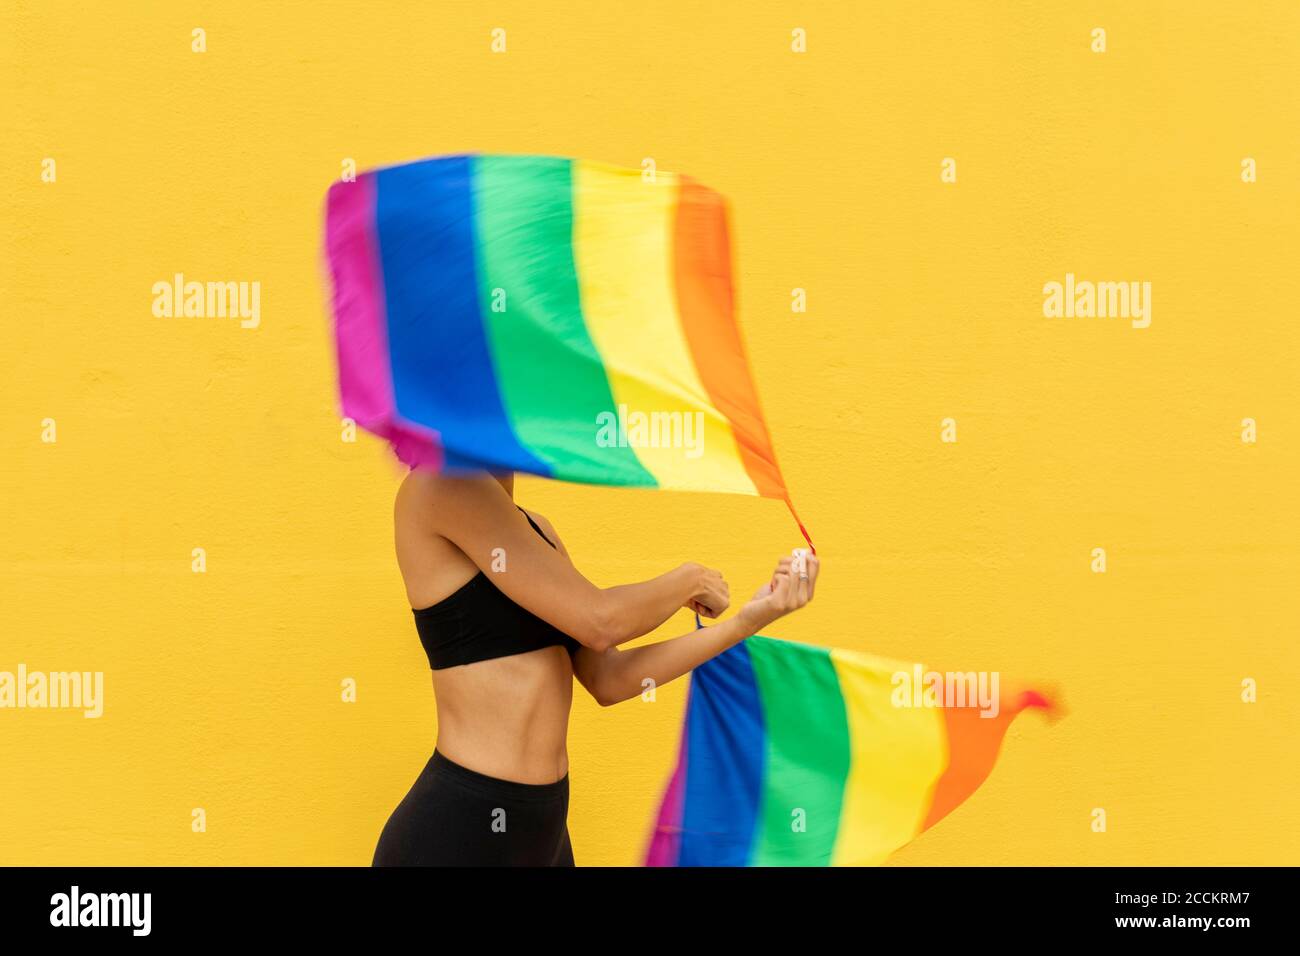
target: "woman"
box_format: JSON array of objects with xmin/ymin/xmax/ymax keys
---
[{"xmin": 372, "ymin": 468, "xmax": 819, "ymax": 866}]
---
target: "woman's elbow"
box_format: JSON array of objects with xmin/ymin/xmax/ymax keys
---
[
  {"xmin": 591, "ymin": 676, "xmax": 636, "ymax": 707},
  {"xmin": 572, "ymin": 626, "xmax": 616, "ymax": 655},
  {"xmin": 580, "ymin": 598, "xmax": 627, "ymax": 653},
  {"xmin": 578, "ymin": 651, "xmax": 632, "ymax": 707}
]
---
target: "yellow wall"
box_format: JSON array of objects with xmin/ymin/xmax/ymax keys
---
[{"xmin": 3, "ymin": 1, "xmax": 1296, "ymax": 866}]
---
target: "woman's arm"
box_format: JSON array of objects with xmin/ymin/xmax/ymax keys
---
[
  {"xmin": 417, "ymin": 472, "xmax": 728, "ymax": 651},
  {"xmin": 572, "ymin": 551, "xmax": 820, "ymax": 706}
]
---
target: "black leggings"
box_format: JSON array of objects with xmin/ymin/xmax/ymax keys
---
[{"xmin": 372, "ymin": 749, "xmax": 574, "ymax": 866}]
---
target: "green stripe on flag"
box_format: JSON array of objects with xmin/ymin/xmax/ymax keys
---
[
  {"xmin": 470, "ymin": 155, "xmax": 656, "ymax": 486},
  {"xmin": 747, "ymin": 635, "xmax": 851, "ymax": 866}
]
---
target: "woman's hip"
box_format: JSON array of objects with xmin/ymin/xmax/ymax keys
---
[{"xmin": 372, "ymin": 749, "xmax": 573, "ymax": 867}]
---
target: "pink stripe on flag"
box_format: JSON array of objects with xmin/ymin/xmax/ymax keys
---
[
  {"xmin": 644, "ymin": 704, "xmax": 690, "ymax": 866},
  {"xmin": 325, "ymin": 174, "xmax": 395, "ymax": 429},
  {"xmin": 324, "ymin": 174, "xmax": 443, "ymax": 469}
]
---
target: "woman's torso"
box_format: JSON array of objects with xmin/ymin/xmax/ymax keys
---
[{"xmin": 394, "ymin": 473, "xmax": 573, "ymax": 785}]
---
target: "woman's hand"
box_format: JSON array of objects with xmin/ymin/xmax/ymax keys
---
[
  {"xmin": 738, "ymin": 549, "xmax": 820, "ymax": 634},
  {"xmin": 574, "ymin": 550, "xmax": 818, "ymax": 707},
  {"xmin": 682, "ymin": 562, "xmax": 730, "ymax": 619}
]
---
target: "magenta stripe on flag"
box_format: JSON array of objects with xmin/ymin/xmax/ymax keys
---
[
  {"xmin": 324, "ymin": 173, "xmax": 443, "ymax": 469},
  {"xmin": 644, "ymin": 709, "xmax": 690, "ymax": 866}
]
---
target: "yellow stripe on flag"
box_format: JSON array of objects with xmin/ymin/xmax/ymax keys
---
[
  {"xmin": 828, "ymin": 648, "xmax": 949, "ymax": 866},
  {"xmin": 571, "ymin": 160, "xmax": 757, "ymax": 494}
]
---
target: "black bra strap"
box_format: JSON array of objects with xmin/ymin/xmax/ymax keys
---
[{"xmin": 516, "ymin": 506, "xmax": 557, "ymax": 550}]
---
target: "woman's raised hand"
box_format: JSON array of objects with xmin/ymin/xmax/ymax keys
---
[{"xmin": 739, "ymin": 549, "xmax": 820, "ymax": 634}]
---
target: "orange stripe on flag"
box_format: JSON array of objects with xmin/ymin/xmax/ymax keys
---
[
  {"xmin": 673, "ymin": 177, "xmax": 788, "ymax": 500},
  {"xmin": 923, "ymin": 690, "xmax": 1052, "ymax": 830}
]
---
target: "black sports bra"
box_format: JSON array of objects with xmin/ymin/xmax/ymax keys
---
[{"xmin": 413, "ymin": 507, "xmax": 580, "ymax": 670}]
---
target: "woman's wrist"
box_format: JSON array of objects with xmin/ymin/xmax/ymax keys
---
[
  {"xmin": 677, "ymin": 561, "xmax": 705, "ymax": 603},
  {"xmin": 731, "ymin": 610, "xmax": 759, "ymax": 642},
  {"xmin": 735, "ymin": 604, "xmax": 765, "ymax": 639}
]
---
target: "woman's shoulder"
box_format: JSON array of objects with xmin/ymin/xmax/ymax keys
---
[
  {"xmin": 518, "ymin": 507, "xmax": 566, "ymax": 555},
  {"xmin": 394, "ymin": 470, "xmax": 506, "ymax": 533},
  {"xmin": 519, "ymin": 506, "xmax": 556, "ymax": 533}
]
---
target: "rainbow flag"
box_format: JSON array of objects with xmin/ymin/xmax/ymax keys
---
[
  {"xmin": 323, "ymin": 154, "xmax": 787, "ymax": 500},
  {"xmin": 646, "ymin": 635, "xmax": 1051, "ymax": 866}
]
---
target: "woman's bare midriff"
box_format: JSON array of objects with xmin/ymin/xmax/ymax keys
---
[{"xmin": 430, "ymin": 647, "xmax": 573, "ymax": 785}]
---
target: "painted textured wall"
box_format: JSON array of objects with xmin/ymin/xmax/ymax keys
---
[{"xmin": 2, "ymin": 0, "xmax": 1297, "ymax": 866}]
